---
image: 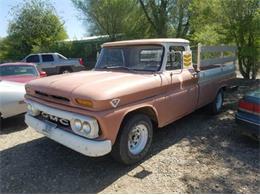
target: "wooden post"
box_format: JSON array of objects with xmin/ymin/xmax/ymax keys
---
[
  {"xmin": 221, "ymin": 43, "xmax": 224, "ymax": 68},
  {"xmin": 197, "ymin": 43, "xmax": 201, "ymax": 71}
]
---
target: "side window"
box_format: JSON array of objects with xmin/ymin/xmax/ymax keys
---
[
  {"xmin": 26, "ymin": 55, "xmax": 40, "ymax": 63},
  {"xmin": 42, "ymin": 55, "xmax": 54, "ymax": 62},
  {"xmin": 170, "ymin": 46, "xmax": 185, "ymax": 52},
  {"xmin": 58, "ymin": 54, "xmax": 66, "ymax": 60},
  {"xmin": 166, "ymin": 46, "xmax": 184, "ymax": 70}
]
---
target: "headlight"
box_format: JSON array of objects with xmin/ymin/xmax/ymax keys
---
[
  {"xmin": 27, "ymin": 104, "xmax": 32, "ymax": 111},
  {"xmin": 27, "ymin": 103, "xmax": 40, "ymax": 116},
  {"xmin": 71, "ymin": 119, "xmax": 99, "ymax": 139},
  {"xmin": 82, "ymin": 122, "xmax": 91, "ymax": 134},
  {"xmin": 73, "ymin": 119, "xmax": 82, "ymax": 131}
]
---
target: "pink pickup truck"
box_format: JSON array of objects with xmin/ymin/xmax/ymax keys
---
[{"xmin": 25, "ymin": 39, "xmax": 236, "ymax": 164}]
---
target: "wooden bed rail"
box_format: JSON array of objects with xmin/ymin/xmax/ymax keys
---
[{"xmin": 196, "ymin": 43, "xmax": 237, "ymax": 71}]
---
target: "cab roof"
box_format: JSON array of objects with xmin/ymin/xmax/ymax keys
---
[{"xmin": 102, "ymin": 38, "xmax": 189, "ymax": 47}]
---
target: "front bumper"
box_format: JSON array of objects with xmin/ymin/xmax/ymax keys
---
[{"xmin": 25, "ymin": 114, "xmax": 112, "ymax": 157}]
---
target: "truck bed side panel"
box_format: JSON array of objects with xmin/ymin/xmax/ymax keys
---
[{"xmin": 197, "ymin": 64, "xmax": 236, "ymax": 108}]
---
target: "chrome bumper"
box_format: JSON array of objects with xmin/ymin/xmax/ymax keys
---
[{"xmin": 25, "ymin": 114, "xmax": 112, "ymax": 157}]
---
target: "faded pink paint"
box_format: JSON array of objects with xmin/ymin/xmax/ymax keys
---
[
  {"xmin": 24, "ymin": 39, "xmax": 235, "ymax": 144},
  {"xmin": 25, "ymin": 69, "xmax": 235, "ymax": 143}
]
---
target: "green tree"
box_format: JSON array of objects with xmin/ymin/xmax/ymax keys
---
[
  {"xmin": 221, "ymin": 0, "xmax": 260, "ymax": 79},
  {"xmin": 189, "ymin": 0, "xmax": 226, "ymax": 45},
  {"xmin": 72, "ymin": 0, "xmax": 150, "ymax": 40},
  {"xmin": 139, "ymin": 0, "xmax": 192, "ymax": 38},
  {"xmin": 189, "ymin": 0, "xmax": 259, "ymax": 79},
  {"xmin": 5, "ymin": 0, "xmax": 67, "ymax": 60}
]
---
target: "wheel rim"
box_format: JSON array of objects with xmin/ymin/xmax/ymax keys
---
[
  {"xmin": 62, "ymin": 70, "xmax": 70, "ymax": 74},
  {"xmin": 216, "ymin": 92, "xmax": 223, "ymax": 111},
  {"xmin": 128, "ymin": 123, "xmax": 148, "ymax": 155}
]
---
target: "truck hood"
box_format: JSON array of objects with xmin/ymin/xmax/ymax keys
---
[{"xmin": 26, "ymin": 70, "xmax": 166, "ymax": 111}]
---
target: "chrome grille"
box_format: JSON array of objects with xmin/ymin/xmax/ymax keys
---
[{"xmin": 35, "ymin": 91, "xmax": 70, "ymax": 102}]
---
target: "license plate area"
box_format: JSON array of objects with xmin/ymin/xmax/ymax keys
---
[{"xmin": 41, "ymin": 120, "xmax": 57, "ymax": 135}]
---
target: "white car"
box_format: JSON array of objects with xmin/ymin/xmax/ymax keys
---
[{"xmin": 0, "ymin": 80, "xmax": 26, "ymax": 119}]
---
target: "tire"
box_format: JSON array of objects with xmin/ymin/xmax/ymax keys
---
[
  {"xmin": 60, "ymin": 67, "xmax": 72, "ymax": 74},
  {"xmin": 111, "ymin": 114, "xmax": 153, "ymax": 165},
  {"xmin": 209, "ymin": 89, "xmax": 224, "ymax": 114}
]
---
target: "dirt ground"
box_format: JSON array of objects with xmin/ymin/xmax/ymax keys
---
[{"xmin": 0, "ymin": 78, "xmax": 259, "ymax": 193}]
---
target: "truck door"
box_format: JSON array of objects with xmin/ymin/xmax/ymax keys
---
[{"xmin": 163, "ymin": 46, "xmax": 198, "ymax": 124}]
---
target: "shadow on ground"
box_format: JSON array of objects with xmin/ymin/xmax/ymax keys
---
[{"xmin": 0, "ymin": 114, "xmax": 27, "ymax": 134}]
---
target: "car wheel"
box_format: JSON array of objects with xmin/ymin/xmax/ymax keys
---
[
  {"xmin": 111, "ymin": 114, "xmax": 153, "ymax": 165},
  {"xmin": 60, "ymin": 67, "xmax": 72, "ymax": 74},
  {"xmin": 209, "ymin": 89, "xmax": 224, "ymax": 114}
]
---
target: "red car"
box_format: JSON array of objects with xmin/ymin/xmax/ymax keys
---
[{"xmin": 0, "ymin": 62, "xmax": 47, "ymax": 83}]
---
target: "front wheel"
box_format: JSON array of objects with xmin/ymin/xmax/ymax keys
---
[
  {"xmin": 111, "ymin": 114, "xmax": 153, "ymax": 165},
  {"xmin": 209, "ymin": 89, "xmax": 224, "ymax": 114}
]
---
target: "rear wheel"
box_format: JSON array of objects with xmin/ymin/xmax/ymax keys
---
[
  {"xmin": 209, "ymin": 89, "xmax": 224, "ymax": 114},
  {"xmin": 60, "ymin": 67, "xmax": 72, "ymax": 74},
  {"xmin": 111, "ymin": 114, "xmax": 153, "ymax": 165}
]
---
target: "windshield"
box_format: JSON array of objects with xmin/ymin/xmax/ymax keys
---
[
  {"xmin": 0, "ymin": 65, "xmax": 38, "ymax": 76},
  {"xmin": 95, "ymin": 45, "xmax": 164, "ymax": 72}
]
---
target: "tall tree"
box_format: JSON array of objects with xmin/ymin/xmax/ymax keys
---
[
  {"xmin": 139, "ymin": 0, "xmax": 192, "ymax": 38},
  {"xmin": 169, "ymin": 0, "xmax": 191, "ymax": 37},
  {"xmin": 220, "ymin": 0, "xmax": 259, "ymax": 79},
  {"xmin": 5, "ymin": 0, "xmax": 67, "ymax": 60},
  {"xmin": 139, "ymin": 0, "xmax": 170, "ymax": 37},
  {"xmin": 189, "ymin": 0, "xmax": 226, "ymax": 45},
  {"xmin": 72, "ymin": 0, "xmax": 150, "ymax": 40}
]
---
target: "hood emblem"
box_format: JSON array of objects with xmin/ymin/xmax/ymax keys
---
[{"xmin": 110, "ymin": 98, "xmax": 120, "ymax": 108}]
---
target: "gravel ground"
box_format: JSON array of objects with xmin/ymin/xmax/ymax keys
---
[{"xmin": 0, "ymin": 78, "xmax": 259, "ymax": 193}]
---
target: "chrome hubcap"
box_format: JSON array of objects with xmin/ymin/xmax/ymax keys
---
[
  {"xmin": 128, "ymin": 124, "xmax": 148, "ymax": 155},
  {"xmin": 216, "ymin": 92, "xmax": 223, "ymax": 110}
]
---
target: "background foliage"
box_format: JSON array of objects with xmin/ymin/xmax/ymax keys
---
[
  {"xmin": 0, "ymin": 0, "xmax": 67, "ymax": 61},
  {"xmin": 0, "ymin": 0, "xmax": 259, "ymax": 78}
]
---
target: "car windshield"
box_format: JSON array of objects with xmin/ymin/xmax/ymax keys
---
[
  {"xmin": 0, "ymin": 65, "xmax": 38, "ymax": 76},
  {"xmin": 95, "ymin": 45, "xmax": 164, "ymax": 72}
]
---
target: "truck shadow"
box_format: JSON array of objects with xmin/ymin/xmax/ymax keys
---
[{"xmin": 0, "ymin": 114, "xmax": 27, "ymax": 134}]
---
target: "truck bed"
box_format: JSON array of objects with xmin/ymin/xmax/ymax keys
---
[{"xmin": 193, "ymin": 63, "xmax": 236, "ymax": 83}]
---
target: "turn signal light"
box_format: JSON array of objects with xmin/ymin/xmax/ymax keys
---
[{"xmin": 75, "ymin": 98, "xmax": 93, "ymax": 108}]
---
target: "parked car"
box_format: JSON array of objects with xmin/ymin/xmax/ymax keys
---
[
  {"xmin": 0, "ymin": 80, "xmax": 26, "ymax": 119},
  {"xmin": 236, "ymin": 89, "xmax": 260, "ymax": 140},
  {"xmin": 22, "ymin": 53, "xmax": 85, "ymax": 75},
  {"xmin": 0, "ymin": 62, "xmax": 46, "ymax": 83},
  {"xmin": 24, "ymin": 39, "xmax": 236, "ymax": 164}
]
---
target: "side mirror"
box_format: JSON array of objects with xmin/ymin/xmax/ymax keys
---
[
  {"xmin": 193, "ymin": 64, "xmax": 200, "ymax": 72},
  {"xmin": 40, "ymin": 71, "xmax": 47, "ymax": 77}
]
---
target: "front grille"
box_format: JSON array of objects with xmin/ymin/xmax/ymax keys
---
[
  {"xmin": 36, "ymin": 112, "xmax": 72, "ymax": 132},
  {"xmin": 51, "ymin": 95, "xmax": 70, "ymax": 102},
  {"xmin": 35, "ymin": 91, "xmax": 48, "ymax": 97},
  {"xmin": 35, "ymin": 91, "xmax": 70, "ymax": 102}
]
